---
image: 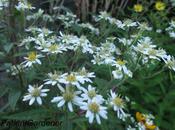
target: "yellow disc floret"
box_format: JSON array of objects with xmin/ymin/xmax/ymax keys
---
[
  {"xmin": 113, "ymin": 97, "xmax": 125, "ymax": 107},
  {"xmin": 66, "ymin": 74, "xmax": 76, "ymax": 82},
  {"xmin": 88, "ymin": 102, "xmax": 99, "ymax": 113},
  {"xmin": 28, "ymin": 52, "xmax": 37, "ymax": 61}
]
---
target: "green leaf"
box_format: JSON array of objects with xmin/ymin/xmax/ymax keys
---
[
  {"xmin": 0, "ymin": 86, "xmax": 9, "ymax": 97},
  {"xmin": 8, "ymin": 89, "xmax": 21, "ymax": 110},
  {"xmin": 3, "ymin": 43, "xmax": 13, "ymax": 53},
  {"xmin": 2, "ymin": 108, "xmax": 53, "ymax": 120}
]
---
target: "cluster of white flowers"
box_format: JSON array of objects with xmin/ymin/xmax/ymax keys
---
[
  {"xmin": 23, "ymin": 66, "xmax": 130, "ymax": 124},
  {"xmin": 132, "ymin": 36, "xmax": 175, "ymax": 72},
  {"xmin": 13, "ymin": 6, "xmax": 172, "ymax": 128}
]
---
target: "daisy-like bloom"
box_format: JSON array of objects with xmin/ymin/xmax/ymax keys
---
[
  {"xmin": 112, "ymin": 69, "xmax": 123, "ymax": 79},
  {"xmin": 112, "ymin": 59, "xmax": 129, "ymax": 74},
  {"xmin": 109, "ymin": 90, "xmax": 127, "ymax": 120},
  {"xmin": 137, "ymin": 22, "xmax": 152, "ymax": 31},
  {"xmin": 44, "ymin": 71, "xmax": 66, "ymax": 86},
  {"xmin": 23, "ymin": 84, "xmax": 49, "ymax": 105},
  {"xmin": 146, "ymin": 48, "xmax": 160, "ymax": 61},
  {"xmin": 134, "ymin": 37, "xmax": 156, "ymax": 54},
  {"xmin": 60, "ymin": 73, "xmax": 81, "ymax": 88},
  {"xmin": 80, "ymin": 98, "xmax": 108, "ymax": 124},
  {"xmin": 76, "ymin": 67, "xmax": 95, "ymax": 84},
  {"xmin": 134, "ymin": 4, "xmax": 143, "ymax": 13},
  {"xmin": 22, "ymin": 51, "xmax": 43, "ymax": 67},
  {"xmin": 42, "ymin": 43, "xmax": 67, "ymax": 54},
  {"xmin": 81, "ymin": 85, "xmax": 104, "ymax": 102},
  {"xmin": 51, "ymin": 86, "xmax": 82, "ymax": 112},
  {"xmin": 156, "ymin": 48, "xmax": 168, "ymax": 60},
  {"xmin": 163, "ymin": 55, "xmax": 175, "ymax": 71},
  {"xmin": 123, "ymin": 19, "xmax": 137, "ymax": 28},
  {"xmin": 155, "ymin": 1, "xmax": 166, "ymax": 11},
  {"xmin": 59, "ymin": 32, "xmax": 79, "ymax": 50}
]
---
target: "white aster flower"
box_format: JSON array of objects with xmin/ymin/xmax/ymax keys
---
[
  {"xmin": 51, "ymin": 86, "xmax": 82, "ymax": 112},
  {"xmin": 137, "ymin": 22, "xmax": 152, "ymax": 31},
  {"xmin": 42, "ymin": 43, "xmax": 67, "ymax": 54},
  {"xmin": 23, "ymin": 84, "xmax": 49, "ymax": 105},
  {"xmin": 123, "ymin": 19, "xmax": 137, "ymax": 28},
  {"xmin": 134, "ymin": 37, "xmax": 156, "ymax": 54},
  {"xmin": 163, "ymin": 55, "xmax": 175, "ymax": 71},
  {"xmin": 80, "ymin": 98, "xmax": 108, "ymax": 124},
  {"xmin": 109, "ymin": 90, "xmax": 127, "ymax": 120},
  {"xmin": 146, "ymin": 48, "xmax": 160, "ymax": 60},
  {"xmin": 22, "ymin": 51, "xmax": 43, "ymax": 67},
  {"xmin": 60, "ymin": 73, "xmax": 81, "ymax": 88},
  {"xmin": 76, "ymin": 67, "xmax": 95, "ymax": 84},
  {"xmin": 44, "ymin": 71, "xmax": 66, "ymax": 86},
  {"xmin": 81, "ymin": 85, "xmax": 104, "ymax": 102},
  {"xmin": 112, "ymin": 59, "xmax": 129, "ymax": 74}
]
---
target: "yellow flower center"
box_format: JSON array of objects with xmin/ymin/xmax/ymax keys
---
[
  {"xmin": 148, "ymin": 49, "xmax": 157, "ymax": 56},
  {"xmin": 134, "ymin": 4, "xmax": 143, "ymax": 12},
  {"xmin": 66, "ymin": 74, "xmax": 76, "ymax": 82},
  {"xmin": 113, "ymin": 97, "xmax": 124, "ymax": 107},
  {"xmin": 88, "ymin": 90, "xmax": 96, "ymax": 99},
  {"xmin": 51, "ymin": 74, "xmax": 58, "ymax": 80},
  {"xmin": 49, "ymin": 44, "xmax": 58, "ymax": 52},
  {"xmin": 63, "ymin": 91, "xmax": 74, "ymax": 102},
  {"xmin": 155, "ymin": 1, "xmax": 166, "ymax": 11},
  {"xmin": 117, "ymin": 59, "xmax": 126, "ymax": 65},
  {"xmin": 88, "ymin": 102, "xmax": 99, "ymax": 113},
  {"xmin": 28, "ymin": 52, "xmax": 37, "ymax": 61},
  {"xmin": 31, "ymin": 88, "xmax": 41, "ymax": 97}
]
